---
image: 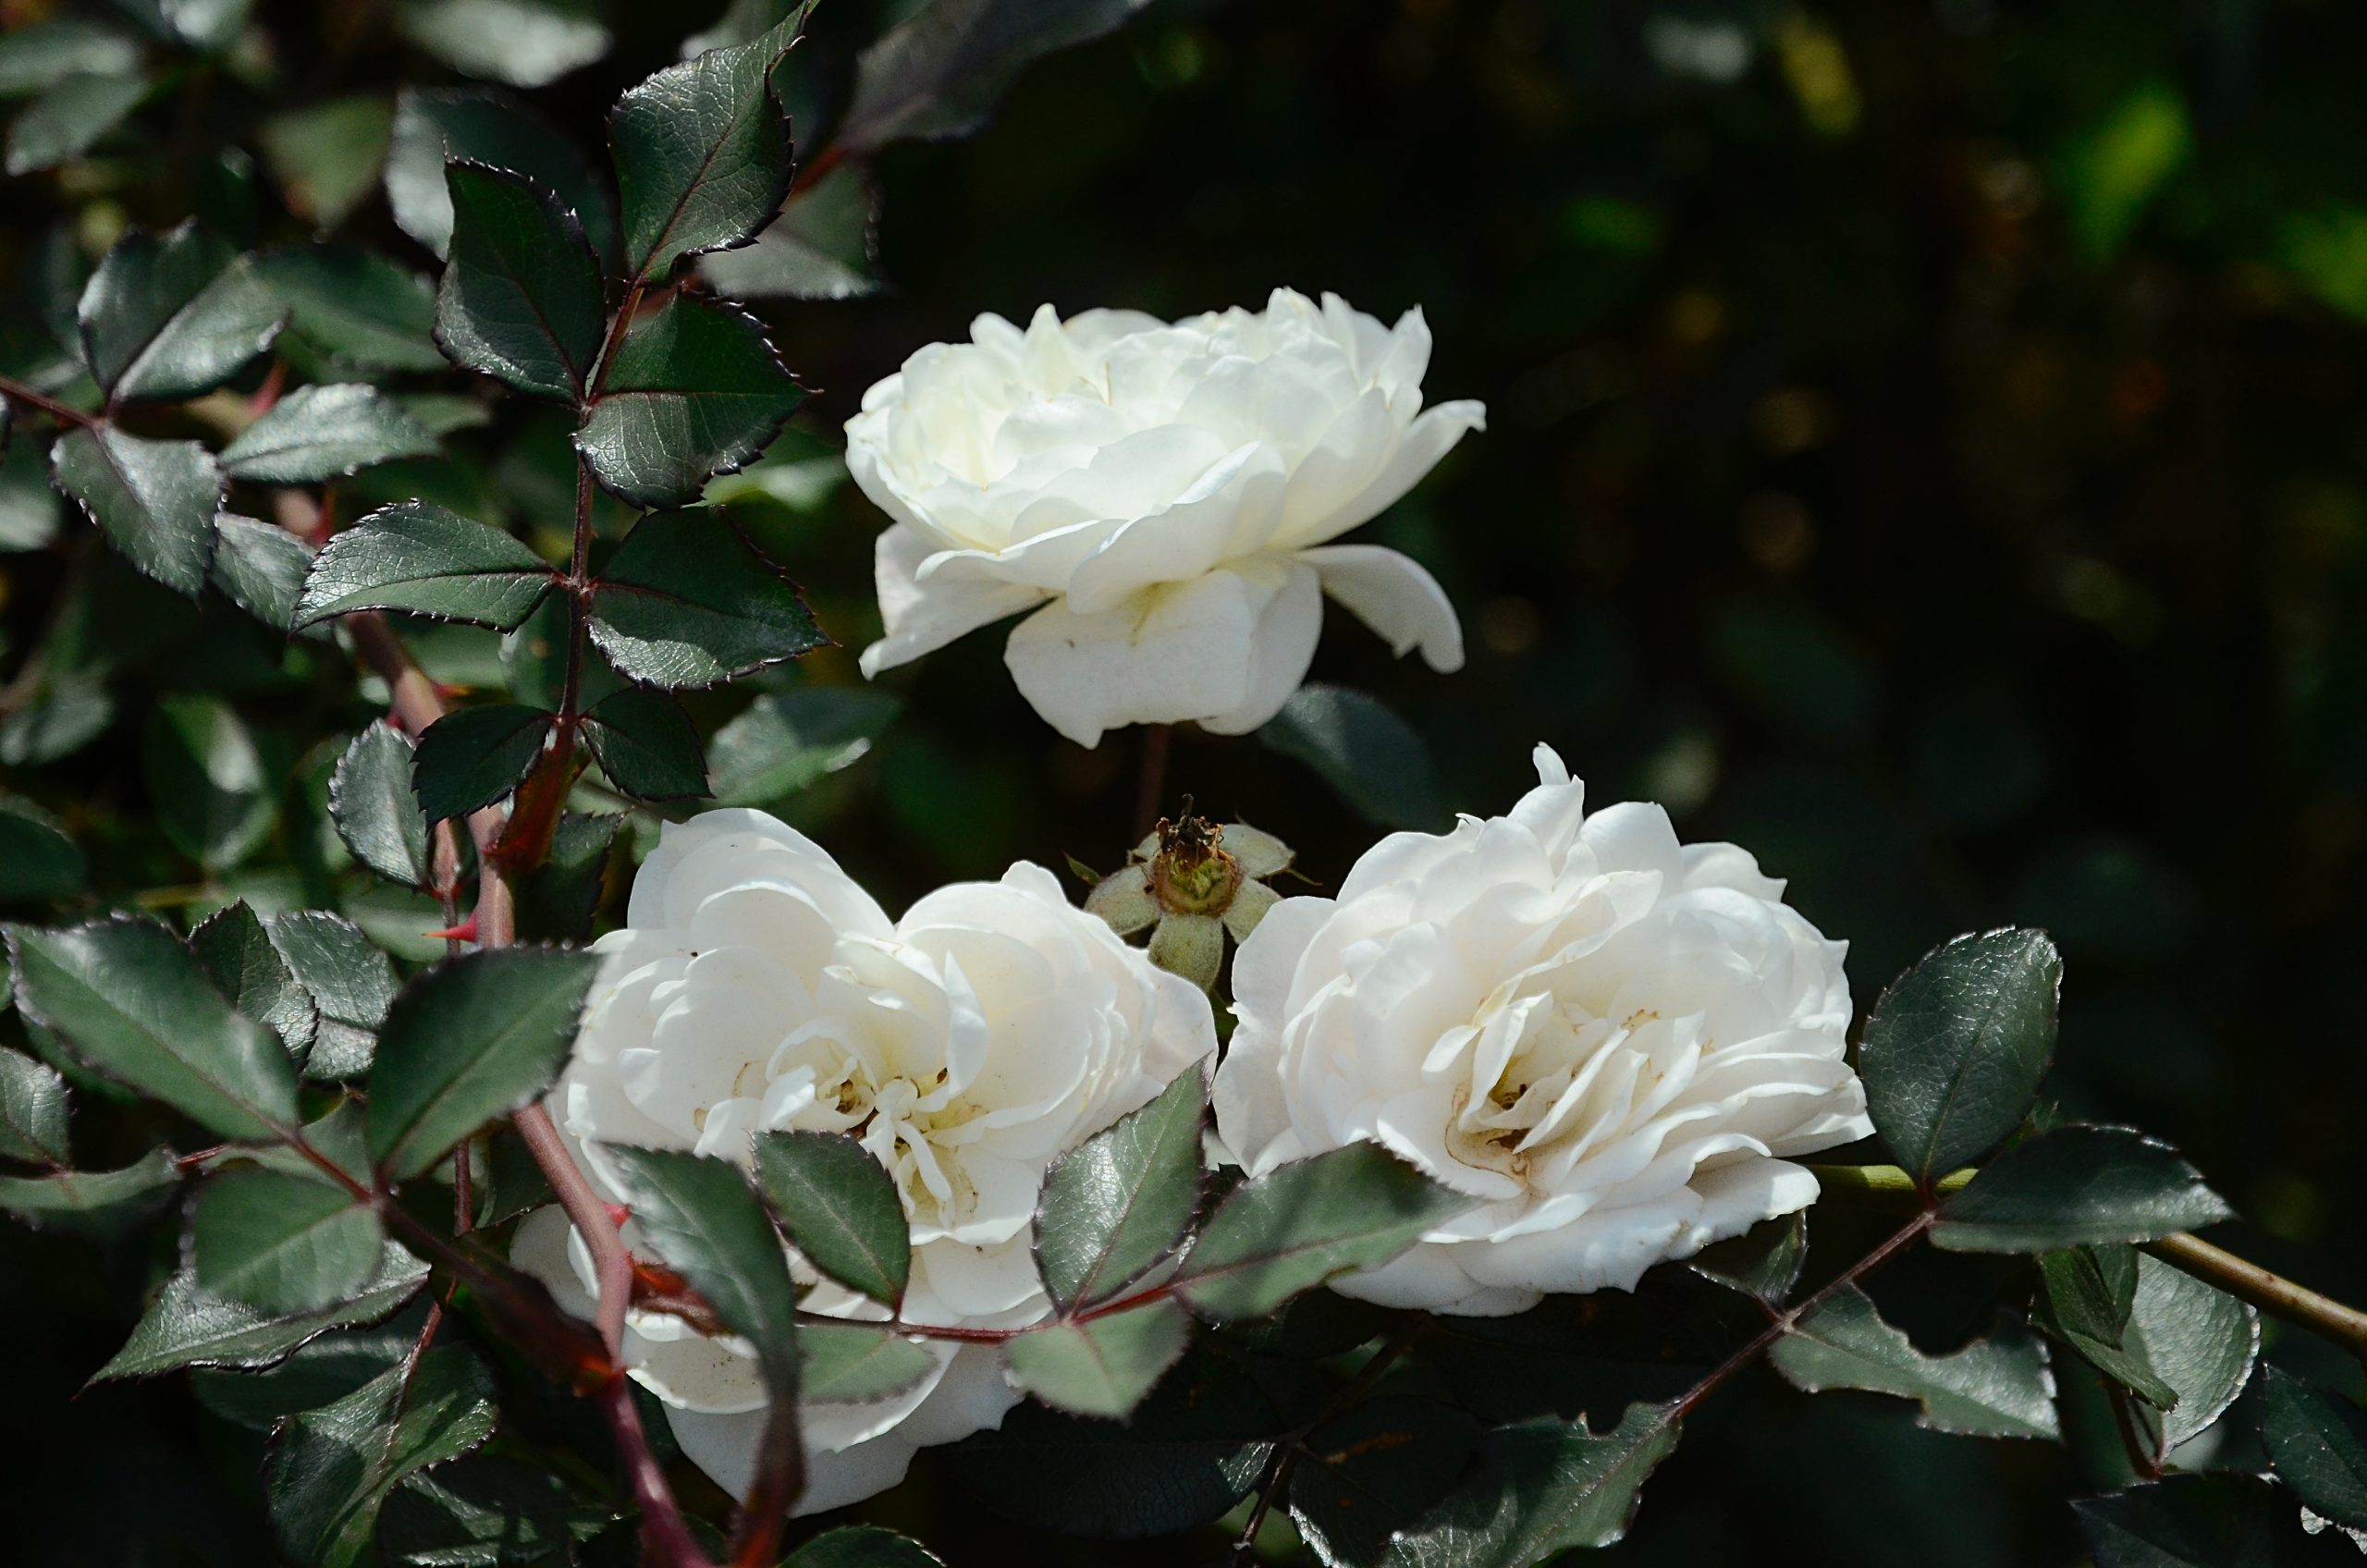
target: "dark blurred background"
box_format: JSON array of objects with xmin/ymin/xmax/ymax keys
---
[{"xmin": 6, "ymin": 0, "xmax": 2367, "ymax": 1563}]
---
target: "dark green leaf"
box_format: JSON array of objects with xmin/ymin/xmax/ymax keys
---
[
  {"xmin": 95, "ymin": 1246, "xmax": 428, "ymax": 1379},
  {"xmin": 294, "ymin": 501, "xmax": 554, "ymax": 631},
  {"xmin": 266, "ymin": 1346, "xmax": 498, "ymax": 1568},
  {"xmin": 365, "ymin": 946, "xmax": 600, "ymax": 1180},
  {"xmin": 0, "ymin": 795, "xmax": 85, "ymax": 902},
  {"xmin": 2037, "ymin": 1246, "xmax": 2179, "ymax": 1410},
  {"xmin": 142, "ymin": 694, "xmax": 278, "ymax": 869},
  {"xmin": 1383, "ymin": 1403, "xmax": 1681, "ymax": 1567},
  {"xmin": 386, "ymin": 88, "xmax": 620, "ymax": 264},
  {"xmin": 2121, "ymin": 1253, "xmax": 2256, "ymax": 1452},
  {"xmin": 1035, "ymin": 1067, "xmax": 1205, "ymax": 1312},
  {"xmin": 1259, "ymin": 682, "xmax": 1446, "ymax": 830},
  {"xmin": 1290, "ymin": 1399, "xmax": 1482, "ymax": 1568},
  {"xmin": 799, "ymin": 1321, "xmax": 937, "ymax": 1404},
  {"xmin": 1768, "ymin": 1284, "xmax": 2059, "ymax": 1439},
  {"xmin": 0, "ymin": 19, "xmax": 141, "ymax": 98},
  {"xmin": 2075, "ymin": 1472, "xmax": 2347, "ymax": 1568},
  {"xmin": 411, "ymin": 704, "xmax": 555, "ymax": 823},
  {"xmin": 77, "ymin": 222, "xmax": 281, "ymax": 401},
  {"xmin": 258, "ymin": 96, "xmax": 394, "ymax": 230},
  {"xmin": 1172, "ymin": 1143, "xmax": 1477, "ymax": 1320},
  {"xmin": 5, "ymin": 71, "xmax": 147, "ymax": 177},
  {"xmin": 1933, "ymin": 1125, "xmax": 2234, "ymax": 1253},
  {"xmin": 608, "ymin": 16, "xmax": 800, "ymax": 279},
  {"xmin": 587, "ymin": 510, "xmax": 825, "ymax": 688},
  {"xmin": 576, "ymin": 294, "xmax": 804, "ymax": 508},
  {"xmin": 210, "ymin": 512, "xmax": 320, "ymax": 634},
  {"xmin": 472, "ymin": 1126, "xmax": 557, "ymax": 1228},
  {"xmin": 605, "ymin": 1146, "xmax": 800, "ymax": 1387},
  {"xmin": 1689, "ymin": 1212, "xmax": 1809, "ymax": 1305},
  {"xmin": 397, "ymin": 0, "xmax": 609, "ymax": 91},
  {"xmin": 2261, "ymin": 1368, "xmax": 2367, "ymax": 1535},
  {"xmin": 255, "ymin": 243, "xmax": 447, "ymax": 375},
  {"xmin": 189, "ymin": 1308, "xmax": 427, "ymax": 1428},
  {"xmin": 6, "ymin": 916, "xmax": 299, "ymax": 1140},
  {"xmin": 192, "ymin": 1168, "xmax": 385, "ymax": 1315},
  {"xmin": 332, "ymin": 721, "xmax": 435, "ymax": 887},
  {"xmin": 434, "ymin": 161, "xmax": 606, "ymax": 402},
  {"xmin": 581, "ymin": 687, "xmax": 707, "ymax": 801},
  {"xmin": 1858, "ymin": 927, "xmax": 2063, "ymax": 1184},
  {"xmin": 840, "ymin": 0, "xmax": 1150, "ymax": 152},
  {"xmin": 512, "ymin": 812, "xmax": 617, "ymax": 942},
  {"xmin": 0, "ymin": 1044, "xmax": 72, "ymax": 1164},
  {"xmin": 192, "ymin": 900, "xmax": 320, "ymax": 1061},
  {"xmin": 0, "ymin": 435, "xmax": 62, "ymax": 551},
  {"xmin": 379, "ymin": 1453, "xmax": 619, "ymax": 1566},
  {"xmin": 265, "ymin": 910, "xmax": 399, "ymax": 1080},
  {"xmin": 780, "ymin": 1526, "xmax": 944, "ymax": 1568},
  {"xmin": 753, "ymin": 1129, "xmax": 910, "ymax": 1306},
  {"xmin": 700, "ymin": 163, "xmax": 881, "ymax": 300},
  {"xmin": 0, "ymin": 1146, "xmax": 178, "ymax": 1232},
  {"xmin": 50, "ymin": 424, "xmax": 224, "ymax": 596},
  {"xmin": 222, "ymin": 384, "xmax": 437, "ymax": 484},
  {"xmin": 708, "ymin": 686, "xmax": 898, "ymax": 805},
  {"xmin": 1007, "ymin": 1299, "xmax": 1191, "ymax": 1419}
]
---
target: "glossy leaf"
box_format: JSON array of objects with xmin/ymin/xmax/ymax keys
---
[
  {"xmin": 266, "ymin": 1346, "xmax": 498, "ymax": 1568},
  {"xmin": 385, "ymin": 88, "xmax": 620, "ymax": 263},
  {"xmin": 1260, "ymin": 682, "xmax": 1446, "ymax": 830},
  {"xmin": 840, "ymin": 0, "xmax": 1151, "ymax": 152},
  {"xmin": 608, "ymin": 16, "xmax": 800, "ymax": 279},
  {"xmin": 189, "ymin": 1311, "xmax": 426, "ymax": 1430},
  {"xmin": 411, "ymin": 704, "xmax": 555, "ymax": 822},
  {"xmin": 754, "ymin": 1129, "xmax": 910, "ymax": 1306},
  {"xmin": 700, "ymin": 164, "xmax": 882, "ymax": 300},
  {"xmin": 294, "ymin": 501, "xmax": 554, "ymax": 631},
  {"xmin": 5, "ymin": 917, "xmax": 299, "ymax": 1141},
  {"xmin": 255, "ymin": 243, "xmax": 447, "ymax": 375},
  {"xmin": 434, "ymin": 161, "xmax": 606, "ymax": 402},
  {"xmin": 77, "ymin": 222, "xmax": 282, "ymax": 402},
  {"xmin": 142, "ymin": 694, "xmax": 278, "ymax": 869},
  {"xmin": 708, "ymin": 686, "xmax": 899, "ymax": 806},
  {"xmin": 581, "ymin": 687, "xmax": 708, "ymax": 801},
  {"xmin": 1858, "ymin": 927, "xmax": 2063, "ymax": 1183},
  {"xmin": 50, "ymin": 425, "xmax": 224, "ymax": 596},
  {"xmin": 5, "ymin": 70, "xmax": 147, "ymax": 177},
  {"xmin": 2261, "ymin": 1367, "xmax": 2367, "ymax": 1535},
  {"xmin": 377, "ymin": 1454, "xmax": 619, "ymax": 1566},
  {"xmin": 265, "ymin": 911, "xmax": 399, "ymax": 1080},
  {"xmin": 1007, "ymin": 1299, "xmax": 1192, "ymax": 1418},
  {"xmin": 0, "ymin": 796, "xmax": 85, "ymax": 902},
  {"xmin": 2120, "ymin": 1253, "xmax": 2257, "ymax": 1452},
  {"xmin": 1934, "ymin": 1125, "xmax": 2233, "ymax": 1253},
  {"xmin": 365, "ymin": 946, "xmax": 600, "ymax": 1179},
  {"xmin": 586, "ymin": 510, "xmax": 826, "ymax": 688},
  {"xmin": 191, "ymin": 1168, "xmax": 385, "ymax": 1315},
  {"xmin": 575, "ymin": 294, "xmax": 804, "ymax": 508},
  {"xmin": 1172, "ymin": 1143, "xmax": 1478, "ymax": 1320},
  {"xmin": 331, "ymin": 721, "xmax": 434, "ymax": 887},
  {"xmin": 0, "ymin": 1146, "xmax": 179, "ymax": 1233},
  {"xmin": 800, "ymin": 1322, "xmax": 937, "ymax": 1404},
  {"xmin": 191, "ymin": 900, "xmax": 320, "ymax": 1061},
  {"xmin": 0, "ymin": 1045, "xmax": 72, "ymax": 1164},
  {"xmin": 94, "ymin": 1246, "xmax": 428, "ymax": 1379},
  {"xmin": 397, "ymin": 0, "xmax": 609, "ymax": 92},
  {"xmin": 605, "ymin": 1146, "xmax": 800, "ymax": 1384},
  {"xmin": 1689, "ymin": 1212, "xmax": 1809, "ymax": 1305},
  {"xmin": 1291, "ymin": 1399, "xmax": 1483, "ymax": 1568},
  {"xmin": 1383, "ymin": 1403, "xmax": 1682, "ymax": 1567},
  {"xmin": 1035, "ymin": 1067, "xmax": 1206, "ymax": 1311},
  {"xmin": 2074, "ymin": 1472, "xmax": 2342, "ymax": 1568},
  {"xmin": 209, "ymin": 512, "xmax": 318, "ymax": 634},
  {"xmin": 221, "ymin": 384, "xmax": 437, "ymax": 484},
  {"xmin": 2036, "ymin": 1246, "xmax": 2178, "ymax": 1410},
  {"xmin": 1769, "ymin": 1284, "xmax": 2059, "ymax": 1439}
]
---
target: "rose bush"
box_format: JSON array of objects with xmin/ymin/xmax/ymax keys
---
[
  {"xmin": 1212, "ymin": 745, "xmax": 1873, "ymax": 1316},
  {"xmin": 846, "ymin": 288, "xmax": 1486, "ymax": 745},
  {"xmin": 514, "ymin": 809, "xmax": 1217, "ymax": 1512}
]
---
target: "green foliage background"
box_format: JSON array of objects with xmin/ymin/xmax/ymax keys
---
[{"xmin": 5, "ymin": 0, "xmax": 2367, "ymax": 1564}]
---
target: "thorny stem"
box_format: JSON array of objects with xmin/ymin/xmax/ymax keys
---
[{"xmin": 0, "ymin": 372, "xmax": 96, "ymax": 428}]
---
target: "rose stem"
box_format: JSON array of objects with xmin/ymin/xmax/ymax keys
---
[
  {"xmin": 1134, "ymin": 722, "xmax": 1171, "ymax": 839},
  {"xmin": 1229, "ymin": 1315, "xmax": 1434, "ymax": 1566},
  {"xmin": 0, "ymin": 372, "xmax": 97, "ymax": 427}
]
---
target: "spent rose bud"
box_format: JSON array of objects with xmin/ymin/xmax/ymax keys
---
[{"xmin": 1085, "ymin": 811, "xmax": 1294, "ymax": 991}]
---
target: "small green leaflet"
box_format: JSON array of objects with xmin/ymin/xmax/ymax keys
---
[
  {"xmin": 50, "ymin": 425, "xmax": 224, "ymax": 597},
  {"xmin": 586, "ymin": 511, "xmax": 826, "ymax": 689},
  {"xmin": 754, "ymin": 1129, "xmax": 910, "ymax": 1306},
  {"xmin": 330, "ymin": 720, "xmax": 435, "ymax": 887},
  {"xmin": 608, "ymin": 14, "xmax": 801, "ymax": 279},
  {"xmin": 190, "ymin": 1168, "xmax": 386, "ymax": 1315},
  {"xmin": 1932, "ymin": 1125, "xmax": 2235, "ymax": 1254},
  {"xmin": 581, "ymin": 687, "xmax": 708, "ymax": 801},
  {"xmin": 1033, "ymin": 1067, "xmax": 1206, "ymax": 1312},
  {"xmin": 219, "ymin": 384, "xmax": 438, "ymax": 484},
  {"xmin": 75, "ymin": 220, "xmax": 283, "ymax": 401},
  {"xmin": 293, "ymin": 500, "xmax": 555, "ymax": 631},
  {"xmin": 411, "ymin": 704, "xmax": 556, "ymax": 822},
  {"xmin": 1768, "ymin": 1284, "xmax": 2059, "ymax": 1440},
  {"xmin": 575, "ymin": 294, "xmax": 804, "ymax": 508},
  {"xmin": 1006, "ymin": 1300, "xmax": 1192, "ymax": 1419},
  {"xmin": 434, "ymin": 160, "xmax": 607, "ymax": 402},
  {"xmin": 94, "ymin": 1246, "xmax": 429, "ymax": 1380}
]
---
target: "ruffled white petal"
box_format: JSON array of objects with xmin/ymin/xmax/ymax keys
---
[{"xmin": 1297, "ymin": 543, "xmax": 1465, "ymax": 672}]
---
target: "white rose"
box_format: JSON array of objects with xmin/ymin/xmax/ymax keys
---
[
  {"xmin": 845, "ymin": 288, "xmax": 1486, "ymax": 747},
  {"xmin": 512, "ymin": 809, "xmax": 1217, "ymax": 1513},
  {"xmin": 1212, "ymin": 746, "xmax": 1873, "ymax": 1317}
]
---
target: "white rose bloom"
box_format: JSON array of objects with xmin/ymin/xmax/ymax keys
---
[
  {"xmin": 845, "ymin": 288, "xmax": 1486, "ymax": 747},
  {"xmin": 512, "ymin": 809, "xmax": 1217, "ymax": 1513},
  {"xmin": 1212, "ymin": 746, "xmax": 1873, "ymax": 1317}
]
